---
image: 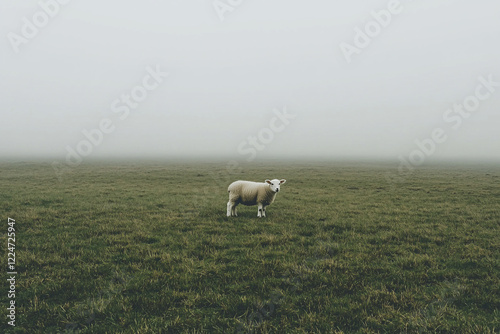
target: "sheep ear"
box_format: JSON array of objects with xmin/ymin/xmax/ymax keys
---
[
  {"xmin": 265, "ymin": 180, "xmax": 272, "ymax": 185},
  {"xmin": 279, "ymin": 179, "xmax": 286, "ymax": 184}
]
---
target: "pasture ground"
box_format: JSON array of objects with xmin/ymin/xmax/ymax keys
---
[{"xmin": 1, "ymin": 160, "xmax": 499, "ymax": 333}]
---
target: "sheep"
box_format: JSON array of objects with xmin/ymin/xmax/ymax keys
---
[{"xmin": 227, "ymin": 179, "xmax": 286, "ymax": 218}]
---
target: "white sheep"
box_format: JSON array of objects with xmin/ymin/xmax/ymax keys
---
[{"xmin": 227, "ymin": 179, "xmax": 286, "ymax": 218}]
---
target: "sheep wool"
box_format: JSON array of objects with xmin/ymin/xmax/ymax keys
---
[{"xmin": 227, "ymin": 179, "xmax": 286, "ymax": 218}]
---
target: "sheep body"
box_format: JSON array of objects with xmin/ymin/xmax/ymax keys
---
[
  {"xmin": 227, "ymin": 179, "xmax": 286, "ymax": 217},
  {"xmin": 228, "ymin": 181, "xmax": 277, "ymax": 206}
]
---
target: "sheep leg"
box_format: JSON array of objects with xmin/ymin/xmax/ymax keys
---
[
  {"xmin": 227, "ymin": 201, "xmax": 238, "ymax": 217},
  {"xmin": 262, "ymin": 205, "xmax": 267, "ymax": 217},
  {"xmin": 257, "ymin": 203, "xmax": 263, "ymax": 218}
]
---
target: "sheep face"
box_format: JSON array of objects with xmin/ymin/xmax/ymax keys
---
[{"xmin": 265, "ymin": 179, "xmax": 286, "ymax": 193}]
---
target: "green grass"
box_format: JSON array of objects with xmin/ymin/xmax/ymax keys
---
[{"xmin": 1, "ymin": 161, "xmax": 499, "ymax": 333}]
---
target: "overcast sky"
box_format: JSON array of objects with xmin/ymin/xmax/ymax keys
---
[{"xmin": 1, "ymin": 0, "xmax": 499, "ymax": 163}]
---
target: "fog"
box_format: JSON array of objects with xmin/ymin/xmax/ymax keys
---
[{"xmin": 1, "ymin": 0, "xmax": 499, "ymax": 164}]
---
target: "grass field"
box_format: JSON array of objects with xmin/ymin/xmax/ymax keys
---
[{"xmin": 1, "ymin": 160, "xmax": 499, "ymax": 333}]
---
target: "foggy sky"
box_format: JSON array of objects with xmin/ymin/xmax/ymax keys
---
[{"xmin": 1, "ymin": 0, "xmax": 499, "ymax": 162}]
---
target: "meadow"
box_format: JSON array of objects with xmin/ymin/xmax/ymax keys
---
[{"xmin": 0, "ymin": 160, "xmax": 499, "ymax": 333}]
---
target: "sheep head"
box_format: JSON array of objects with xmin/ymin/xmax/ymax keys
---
[{"xmin": 265, "ymin": 179, "xmax": 286, "ymax": 193}]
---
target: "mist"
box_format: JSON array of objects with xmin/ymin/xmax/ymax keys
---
[{"xmin": 1, "ymin": 0, "xmax": 499, "ymax": 164}]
